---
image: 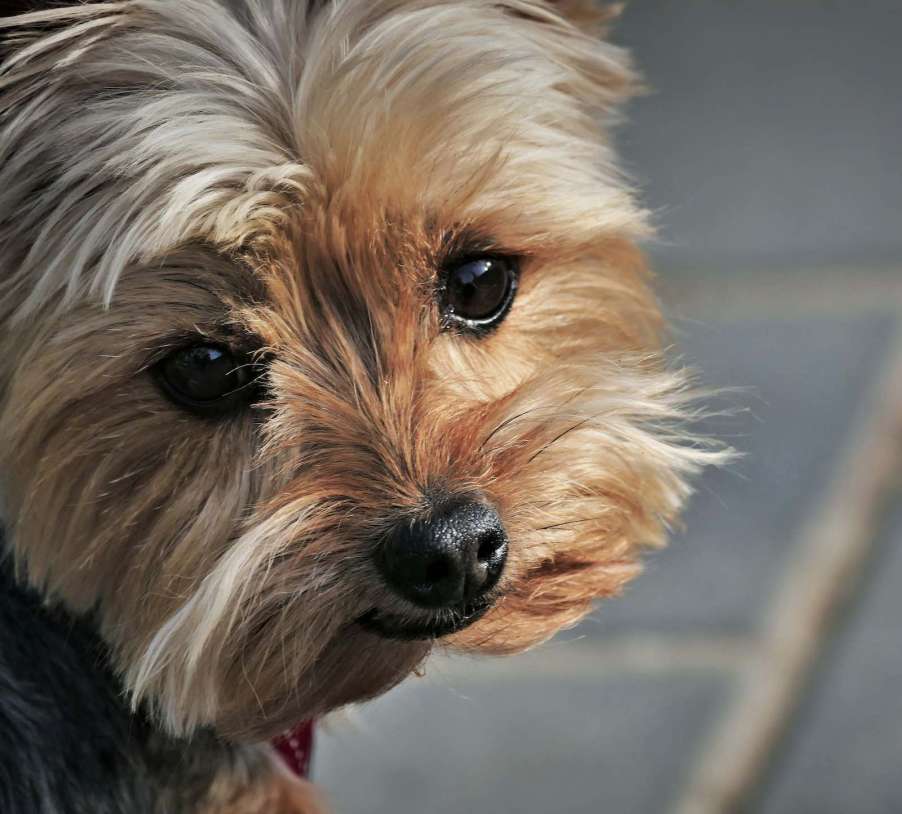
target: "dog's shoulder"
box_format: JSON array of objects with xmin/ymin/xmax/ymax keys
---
[{"xmin": 0, "ymin": 553, "xmax": 148, "ymax": 813}]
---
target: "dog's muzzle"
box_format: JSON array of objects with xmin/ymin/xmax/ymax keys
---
[{"xmin": 360, "ymin": 499, "xmax": 508, "ymax": 640}]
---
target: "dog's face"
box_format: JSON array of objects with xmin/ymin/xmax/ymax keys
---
[{"xmin": 0, "ymin": 0, "xmax": 716, "ymax": 740}]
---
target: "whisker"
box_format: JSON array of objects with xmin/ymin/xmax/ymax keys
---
[
  {"xmin": 479, "ymin": 385, "xmax": 593, "ymax": 451},
  {"xmin": 537, "ymin": 513, "xmax": 610, "ymax": 531},
  {"xmin": 479, "ymin": 405, "xmax": 544, "ymax": 451},
  {"xmin": 526, "ymin": 414, "xmax": 596, "ymax": 464}
]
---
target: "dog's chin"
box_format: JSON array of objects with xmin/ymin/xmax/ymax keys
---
[
  {"xmin": 356, "ymin": 595, "xmax": 494, "ymax": 641},
  {"xmin": 205, "ymin": 626, "xmax": 430, "ymax": 742}
]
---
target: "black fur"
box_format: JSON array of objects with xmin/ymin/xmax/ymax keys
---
[
  {"xmin": 0, "ymin": 1, "xmax": 80, "ymax": 17},
  {"xmin": 0, "ymin": 542, "xmax": 248, "ymax": 813}
]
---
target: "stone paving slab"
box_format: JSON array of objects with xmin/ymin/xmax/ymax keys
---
[
  {"xmin": 757, "ymin": 492, "xmax": 902, "ymax": 814},
  {"xmin": 574, "ymin": 314, "xmax": 898, "ymax": 636},
  {"xmin": 617, "ymin": 1, "xmax": 902, "ymax": 271},
  {"xmin": 315, "ymin": 662, "xmax": 729, "ymax": 814}
]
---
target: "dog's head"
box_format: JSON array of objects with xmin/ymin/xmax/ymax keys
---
[{"xmin": 0, "ymin": 0, "xmax": 720, "ymax": 740}]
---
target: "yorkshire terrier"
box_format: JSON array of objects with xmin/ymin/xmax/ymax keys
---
[{"xmin": 0, "ymin": 1, "xmax": 721, "ymax": 811}]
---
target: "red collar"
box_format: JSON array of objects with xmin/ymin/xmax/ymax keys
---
[{"xmin": 271, "ymin": 721, "xmax": 315, "ymax": 777}]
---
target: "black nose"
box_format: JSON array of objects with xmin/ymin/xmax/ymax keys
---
[{"xmin": 377, "ymin": 500, "xmax": 508, "ymax": 610}]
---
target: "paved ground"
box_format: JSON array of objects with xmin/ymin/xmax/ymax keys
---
[
  {"xmin": 315, "ymin": 272, "xmax": 902, "ymax": 814},
  {"xmin": 315, "ymin": 3, "xmax": 902, "ymax": 812},
  {"xmin": 614, "ymin": 0, "xmax": 902, "ymax": 274}
]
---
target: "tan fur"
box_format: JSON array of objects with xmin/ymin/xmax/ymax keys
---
[
  {"xmin": 0, "ymin": 0, "xmax": 725, "ymax": 760},
  {"xmin": 149, "ymin": 738, "xmax": 330, "ymax": 814},
  {"xmin": 200, "ymin": 749, "xmax": 330, "ymax": 814}
]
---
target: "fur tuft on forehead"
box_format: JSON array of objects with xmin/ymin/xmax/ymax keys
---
[{"xmin": 0, "ymin": 0, "xmax": 642, "ymax": 321}]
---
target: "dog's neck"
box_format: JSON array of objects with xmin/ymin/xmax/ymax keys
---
[{"xmin": 0, "ymin": 544, "xmax": 314, "ymax": 809}]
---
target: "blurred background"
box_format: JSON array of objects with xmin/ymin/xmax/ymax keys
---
[{"xmin": 317, "ymin": 3, "xmax": 902, "ymax": 812}]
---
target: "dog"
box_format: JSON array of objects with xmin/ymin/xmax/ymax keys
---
[{"xmin": 0, "ymin": 1, "xmax": 722, "ymax": 811}]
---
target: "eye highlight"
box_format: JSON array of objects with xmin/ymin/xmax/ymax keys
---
[
  {"xmin": 440, "ymin": 255, "xmax": 519, "ymax": 335},
  {"xmin": 153, "ymin": 342, "xmax": 263, "ymax": 417}
]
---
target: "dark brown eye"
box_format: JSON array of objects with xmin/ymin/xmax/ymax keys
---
[
  {"xmin": 153, "ymin": 343, "xmax": 261, "ymax": 417},
  {"xmin": 441, "ymin": 256, "xmax": 518, "ymax": 334}
]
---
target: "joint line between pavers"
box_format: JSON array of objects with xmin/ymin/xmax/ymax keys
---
[
  {"xmin": 665, "ymin": 266, "xmax": 902, "ymax": 321},
  {"xmin": 427, "ymin": 634, "xmax": 756, "ymax": 683}
]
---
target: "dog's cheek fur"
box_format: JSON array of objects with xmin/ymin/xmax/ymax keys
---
[
  {"xmin": 420, "ymin": 242, "xmax": 717, "ymax": 653},
  {"xmin": 0, "ymin": 256, "xmax": 263, "ymax": 664},
  {"xmin": 447, "ymin": 358, "xmax": 710, "ymax": 653}
]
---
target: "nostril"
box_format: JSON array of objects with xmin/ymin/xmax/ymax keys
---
[{"xmin": 477, "ymin": 532, "xmax": 504, "ymax": 564}]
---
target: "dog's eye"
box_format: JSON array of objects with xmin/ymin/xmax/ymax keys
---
[
  {"xmin": 153, "ymin": 343, "xmax": 261, "ymax": 417},
  {"xmin": 441, "ymin": 256, "xmax": 519, "ymax": 334}
]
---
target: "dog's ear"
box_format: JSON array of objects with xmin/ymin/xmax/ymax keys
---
[
  {"xmin": 546, "ymin": 0, "xmax": 622, "ymax": 33},
  {"xmin": 504, "ymin": 0, "xmax": 623, "ymax": 36},
  {"xmin": 498, "ymin": 1, "xmax": 635, "ymax": 105}
]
